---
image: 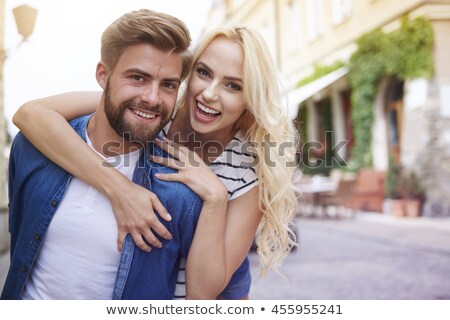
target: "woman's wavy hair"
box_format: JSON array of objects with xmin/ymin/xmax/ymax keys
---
[{"xmin": 183, "ymin": 25, "xmax": 299, "ymax": 276}]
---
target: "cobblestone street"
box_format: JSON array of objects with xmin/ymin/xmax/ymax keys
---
[{"xmin": 249, "ymin": 213, "xmax": 450, "ymax": 299}]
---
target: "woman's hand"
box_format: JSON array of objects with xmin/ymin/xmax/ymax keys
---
[
  {"xmin": 107, "ymin": 180, "xmax": 173, "ymax": 252},
  {"xmin": 151, "ymin": 138, "xmax": 228, "ymax": 204}
]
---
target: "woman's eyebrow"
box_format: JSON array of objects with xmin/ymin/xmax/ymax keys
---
[
  {"xmin": 196, "ymin": 62, "xmax": 213, "ymax": 73},
  {"xmin": 196, "ymin": 62, "xmax": 242, "ymax": 82}
]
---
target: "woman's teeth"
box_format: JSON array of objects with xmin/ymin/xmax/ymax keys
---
[
  {"xmin": 197, "ymin": 102, "xmax": 220, "ymax": 115},
  {"xmin": 133, "ymin": 109, "xmax": 156, "ymax": 119}
]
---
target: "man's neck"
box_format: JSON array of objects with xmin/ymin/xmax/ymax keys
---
[{"xmin": 87, "ymin": 111, "xmax": 142, "ymax": 157}]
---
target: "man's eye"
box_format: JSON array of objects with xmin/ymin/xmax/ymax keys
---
[
  {"xmin": 226, "ymin": 82, "xmax": 241, "ymax": 91},
  {"xmin": 131, "ymin": 75, "xmax": 145, "ymax": 82},
  {"xmin": 163, "ymin": 82, "xmax": 177, "ymax": 90}
]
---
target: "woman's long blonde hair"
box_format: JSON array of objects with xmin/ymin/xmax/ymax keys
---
[{"xmin": 183, "ymin": 26, "xmax": 298, "ymax": 276}]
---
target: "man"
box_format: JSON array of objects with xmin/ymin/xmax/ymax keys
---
[{"xmin": 1, "ymin": 9, "xmax": 202, "ymax": 300}]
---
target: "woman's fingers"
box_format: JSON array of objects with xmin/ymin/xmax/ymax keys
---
[
  {"xmin": 154, "ymin": 172, "xmax": 183, "ymax": 182},
  {"xmin": 154, "ymin": 138, "xmax": 195, "ymax": 161},
  {"xmin": 154, "ymin": 138, "xmax": 180, "ymax": 158},
  {"xmin": 150, "ymin": 155, "xmax": 185, "ymax": 169}
]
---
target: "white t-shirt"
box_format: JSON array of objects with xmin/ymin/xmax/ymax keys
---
[{"xmin": 22, "ymin": 134, "xmax": 140, "ymax": 300}]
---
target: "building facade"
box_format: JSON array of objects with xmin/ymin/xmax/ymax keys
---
[{"xmin": 206, "ymin": 0, "xmax": 450, "ymax": 216}]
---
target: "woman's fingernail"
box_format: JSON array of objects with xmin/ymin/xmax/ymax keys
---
[
  {"xmin": 167, "ymin": 213, "xmax": 172, "ymax": 221},
  {"xmin": 155, "ymin": 173, "xmax": 161, "ymax": 179}
]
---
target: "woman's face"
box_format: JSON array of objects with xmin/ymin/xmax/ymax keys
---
[{"xmin": 186, "ymin": 37, "xmax": 246, "ymax": 137}]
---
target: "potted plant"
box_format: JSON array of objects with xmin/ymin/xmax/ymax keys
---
[
  {"xmin": 397, "ymin": 171, "xmax": 425, "ymax": 217},
  {"xmin": 384, "ymin": 153, "xmax": 425, "ymax": 217},
  {"xmin": 384, "ymin": 157, "xmax": 403, "ymax": 216}
]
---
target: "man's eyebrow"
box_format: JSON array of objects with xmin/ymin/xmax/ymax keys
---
[
  {"xmin": 164, "ymin": 77, "xmax": 181, "ymax": 85},
  {"xmin": 124, "ymin": 68, "xmax": 181, "ymax": 84},
  {"xmin": 124, "ymin": 68, "xmax": 151, "ymax": 77}
]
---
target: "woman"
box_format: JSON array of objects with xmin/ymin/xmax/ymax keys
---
[{"xmin": 13, "ymin": 26, "xmax": 298, "ymax": 299}]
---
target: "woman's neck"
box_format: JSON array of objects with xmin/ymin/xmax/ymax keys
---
[{"xmin": 168, "ymin": 107, "xmax": 238, "ymax": 164}]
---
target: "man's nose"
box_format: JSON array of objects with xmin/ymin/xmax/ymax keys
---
[{"xmin": 140, "ymin": 83, "xmax": 162, "ymax": 106}]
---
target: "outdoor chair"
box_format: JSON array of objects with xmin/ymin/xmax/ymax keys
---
[
  {"xmin": 321, "ymin": 179, "xmax": 356, "ymax": 219},
  {"xmin": 349, "ymin": 169, "xmax": 386, "ymax": 212}
]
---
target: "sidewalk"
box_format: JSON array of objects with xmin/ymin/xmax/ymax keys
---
[{"xmin": 301, "ymin": 211, "xmax": 450, "ymax": 253}]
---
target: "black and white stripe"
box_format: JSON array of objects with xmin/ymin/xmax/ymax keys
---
[{"xmin": 161, "ymin": 121, "xmax": 258, "ymax": 299}]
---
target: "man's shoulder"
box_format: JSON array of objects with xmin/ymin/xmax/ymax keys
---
[
  {"xmin": 11, "ymin": 114, "xmax": 92, "ymax": 161},
  {"xmin": 139, "ymin": 145, "xmax": 203, "ymax": 220},
  {"xmin": 69, "ymin": 114, "xmax": 92, "ymax": 138}
]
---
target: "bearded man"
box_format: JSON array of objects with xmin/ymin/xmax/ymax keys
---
[{"xmin": 2, "ymin": 9, "xmax": 202, "ymax": 300}]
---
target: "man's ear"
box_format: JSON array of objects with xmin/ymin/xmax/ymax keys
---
[{"xmin": 96, "ymin": 62, "xmax": 108, "ymax": 89}]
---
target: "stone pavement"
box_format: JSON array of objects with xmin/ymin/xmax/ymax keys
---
[
  {"xmin": 248, "ymin": 212, "xmax": 450, "ymax": 299},
  {"xmin": 309, "ymin": 211, "xmax": 450, "ymax": 253},
  {"xmin": 1, "ymin": 211, "xmax": 450, "ymax": 297}
]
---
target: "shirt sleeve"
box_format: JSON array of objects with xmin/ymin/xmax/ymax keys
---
[{"xmin": 229, "ymin": 168, "xmax": 258, "ymax": 201}]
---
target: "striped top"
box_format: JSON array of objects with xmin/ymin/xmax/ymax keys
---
[{"xmin": 161, "ymin": 118, "xmax": 258, "ymax": 299}]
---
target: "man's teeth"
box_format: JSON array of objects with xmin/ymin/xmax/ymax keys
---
[
  {"xmin": 133, "ymin": 109, "xmax": 156, "ymax": 119},
  {"xmin": 198, "ymin": 102, "xmax": 220, "ymax": 115}
]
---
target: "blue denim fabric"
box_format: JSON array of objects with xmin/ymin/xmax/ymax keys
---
[
  {"xmin": 1, "ymin": 115, "xmax": 203, "ymax": 300},
  {"xmin": 219, "ymin": 258, "xmax": 251, "ymax": 299}
]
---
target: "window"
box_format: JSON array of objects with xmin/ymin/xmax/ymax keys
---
[
  {"xmin": 306, "ymin": 0, "xmax": 324, "ymax": 41},
  {"xmin": 288, "ymin": 0, "xmax": 302, "ymax": 52},
  {"xmin": 331, "ymin": 0, "xmax": 352, "ymax": 25}
]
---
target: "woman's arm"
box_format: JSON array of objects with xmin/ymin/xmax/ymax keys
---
[
  {"xmin": 153, "ymin": 139, "xmax": 262, "ymax": 299},
  {"xmin": 13, "ymin": 92, "xmax": 173, "ymax": 251},
  {"xmin": 187, "ymin": 188, "xmax": 262, "ymax": 299}
]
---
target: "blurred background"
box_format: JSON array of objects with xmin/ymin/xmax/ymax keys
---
[{"xmin": 1, "ymin": 0, "xmax": 450, "ymax": 299}]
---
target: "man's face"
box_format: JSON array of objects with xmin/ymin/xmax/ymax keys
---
[{"xmin": 99, "ymin": 43, "xmax": 183, "ymax": 144}]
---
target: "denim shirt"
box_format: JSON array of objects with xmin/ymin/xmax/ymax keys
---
[{"xmin": 1, "ymin": 115, "xmax": 203, "ymax": 300}]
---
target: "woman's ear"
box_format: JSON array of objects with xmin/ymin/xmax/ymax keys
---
[{"xmin": 96, "ymin": 62, "xmax": 108, "ymax": 89}]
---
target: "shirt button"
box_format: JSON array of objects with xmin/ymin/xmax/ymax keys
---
[
  {"xmin": 22, "ymin": 265, "xmax": 28, "ymax": 273},
  {"xmin": 51, "ymin": 200, "xmax": 58, "ymax": 207},
  {"xmin": 34, "ymin": 234, "xmax": 41, "ymax": 241}
]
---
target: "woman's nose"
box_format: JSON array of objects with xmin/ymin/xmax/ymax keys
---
[{"xmin": 202, "ymin": 82, "xmax": 219, "ymax": 102}]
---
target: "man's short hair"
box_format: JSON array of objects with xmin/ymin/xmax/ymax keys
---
[{"xmin": 101, "ymin": 9, "xmax": 192, "ymax": 80}]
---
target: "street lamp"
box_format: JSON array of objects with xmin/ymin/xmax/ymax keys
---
[
  {"xmin": 0, "ymin": 3, "xmax": 38, "ymax": 216},
  {"xmin": 1, "ymin": 4, "xmax": 38, "ymax": 61},
  {"xmin": 13, "ymin": 4, "xmax": 38, "ymax": 40}
]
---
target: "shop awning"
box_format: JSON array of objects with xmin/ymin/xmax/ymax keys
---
[{"xmin": 287, "ymin": 67, "xmax": 349, "ymax": 119}]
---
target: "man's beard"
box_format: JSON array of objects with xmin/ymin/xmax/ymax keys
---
[{"xmin": 104, "ymin": 82, "xmax": 169, "ymax": 144}]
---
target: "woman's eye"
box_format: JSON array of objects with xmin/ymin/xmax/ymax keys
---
[
  {"xmin": 227, "ymin": 83, "xmax": 241, "ymax": 91},
  {"xmin": 196, "ymin": 68, "xmax": 210, "ymax": 78}
]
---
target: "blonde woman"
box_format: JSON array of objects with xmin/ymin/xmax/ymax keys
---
[{"xmin": 14, "ymin": 26, "xmax": 298, "ymax": 299}]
